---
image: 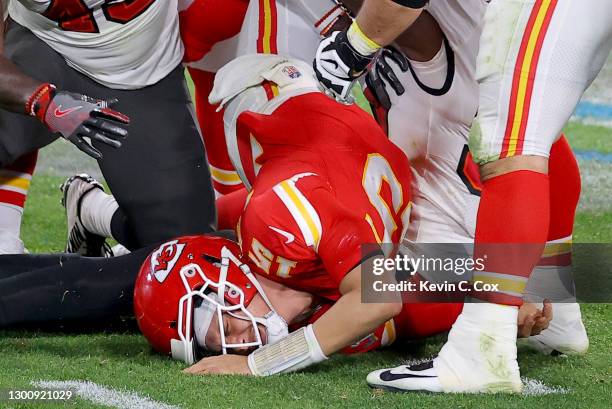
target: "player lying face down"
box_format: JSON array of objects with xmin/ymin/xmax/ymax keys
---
[
  {"xmin": 136, "ymin": 53, "xmax": 412, "ymax": 374},
  {"xmin": 136, "ymin": 234, "xmax": 551, "ymax": 375},
  {"xmin": 135, "ymin": 55, "xmax": 552, "ymax": 376}
]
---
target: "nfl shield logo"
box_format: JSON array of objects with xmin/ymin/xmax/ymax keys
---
[{"xmin": 282, "ymin": 65, "xmax": 302, "ymax": 79}]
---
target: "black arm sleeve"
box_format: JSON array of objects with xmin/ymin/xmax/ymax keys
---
[
  {"xmin": 391, "ymin": 0, "xmax": 428, "ymax": 8},
  {"xmin": 0, "ymin": 247, "xmax": 154, "ymax": 328}
]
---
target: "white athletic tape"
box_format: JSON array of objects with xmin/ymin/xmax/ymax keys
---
[{"xmin": 32, "ymin": 380, "xmax": 180, "ymax": 409}]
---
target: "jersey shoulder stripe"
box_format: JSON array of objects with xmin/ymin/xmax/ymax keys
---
[{"xmin": 272, "ymin": 173, "xmax": 322, "ymax": 251}]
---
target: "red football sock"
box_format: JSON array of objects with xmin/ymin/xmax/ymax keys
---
[
  {"xmin": 528, "ymin": 136, "xmax": 580, "ymax": 302},
  {"xmin": 548, "ymin": 136, "xmax": 580, "ymax": 241},
  {"xmin": 473, "ymin": 169, "xmax": 550, "ymax": 306},
  {"xmin": 395, "ymin": 303, "xmax": 464, "ymax": 339}
]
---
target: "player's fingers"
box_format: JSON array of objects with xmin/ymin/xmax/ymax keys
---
[
  {"xmin": 79, "ymin": 123, "xmax": 122, "ymax": 146},
  {"xmin": 92, "ymin": 107, "xmax": 130, "ymax": 125},
  {"xmin": 87, "ymin": 117, "xmax": 128, "ymax": 138},
  {"xmin": 183, "ymin": 365, "xmax": 205, "ymax": 375},
  {"xmin": 91, "ymin": 131, "xmax": 122, "ymax": 149},
  {"xmin": 542, "ymin": 299, "xmax": 553, "ymax": 321},
  {"xmin": 386, "ymin": 46, "xmax": 409, "ymax": 72},
  {"xmin": 73, "ymin": 136, "xmax": 102, "ymax": 160},
  {"xmin": 365, "ymin": 65, "xmax": 392, "ymax": 110},
  {"xmin": 378, "ymin": 59, "xmax": 405, "ymax": 96},
  {"xmin": 518, "ymin": 313, "xmax": 536, "ymax": 338},
  {"xmin": 531, "ymin": 316, "xmax": 549, "ymax": 336}
]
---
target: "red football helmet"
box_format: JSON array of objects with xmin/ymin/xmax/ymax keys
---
[{"xmin": 134, "ymin": 235, "xmax": 288, "ymax": 364}]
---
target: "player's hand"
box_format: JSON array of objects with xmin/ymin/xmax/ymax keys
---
[
  {"xmin": 517, "ymin": 300, "xmax": 553, "ymax": 338},
  {"xmin": 365, "ymin": 46, "xmax": 409, "ymax": 111},
  {"xmin": 29, "ymin": 84, "xmax": 129, "ymax": 159},
  {"xmin": 314, "ymin": 30, "xmax": 376, "ymax": 103},
  {"xmin": 183, "ymin": 354, "xmax": 252, "ymax": 376}
]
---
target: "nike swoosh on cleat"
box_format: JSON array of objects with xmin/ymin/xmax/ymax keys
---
[
  {"xmin": 269, "ymin": 226, "xmax": 295, "ymax": 244},
  {"xmin": 379, "ymin": 370, "xmax": 437, "ymax": 382},
  {"xmin": 55, "ymin": 105, "xmax": 82, "ymax": 117}
]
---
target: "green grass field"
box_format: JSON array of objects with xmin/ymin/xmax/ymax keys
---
[{"xmin": 0, "ymin": 122, "xmax": 610, "ymax": 409}]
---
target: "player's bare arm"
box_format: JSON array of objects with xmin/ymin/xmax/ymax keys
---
[
  {"xmin": 0, "ymin": 2, "xmax": 128, "ymax": 159},
  {"xmin": 365, "ymin": 9, "xmax": 443, "ymax": 111},
  {"xmin": 355, "ymin": 0, "xmax": 426, "ymax": 47},
  {"xmin": 314, "ymin": 0, "xmax": 427, "ymax": 101},
  {"xmin": 0, "ymin": 5, "xmax": 43, "ymax": 113},
  {"xmin": 311, "ymin": 262, "xmax": 401, "ymax": 355}
]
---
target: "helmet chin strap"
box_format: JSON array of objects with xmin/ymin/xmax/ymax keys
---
[
  {"xmin": 254, "ymin": 311, "xmax": 289, "ymax": 344},
  {"xmin": 220, "ymin": 247, "xmax": 289, "ymax": 345}
]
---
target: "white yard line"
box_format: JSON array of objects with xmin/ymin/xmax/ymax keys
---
[{"xmin": 32, "ymin": 380, "xmax": 180, "ymax": 409}]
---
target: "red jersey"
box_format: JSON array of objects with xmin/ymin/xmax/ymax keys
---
[{"xmin": 232, "ymin": 92, "xmax": 413, "ymax": 300}]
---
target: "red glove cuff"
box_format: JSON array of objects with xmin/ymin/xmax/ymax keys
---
[{"xmin": 25, "ymin": 83, "xmax": 56, "ymax": 121}]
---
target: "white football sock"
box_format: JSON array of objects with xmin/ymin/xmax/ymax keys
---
[
  {"xmin": 434, "ymin": 302, "xmax": 521, "ymax": 393},
  {"xmin": 80, "ymin": 188, "xmax": 118, "ymax": 239},
  {"xmin": 0, "ymin": 204, "xmax": 22, "ymax": 236}
]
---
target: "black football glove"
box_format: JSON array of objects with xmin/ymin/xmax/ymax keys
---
[
  {"xmin": 365, "ymin": 46, "xmax": 409, "ymax": 111},
  {"xmin": 29, "ymin": 84, "xmax": 129, "ymax": 159},
  {"xmin": 314, "ymin": 30, "xmax": 376, "ymax": 103}
]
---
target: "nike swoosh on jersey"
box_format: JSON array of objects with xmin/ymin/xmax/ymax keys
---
[
  {"xmin": 269, "ymin": 226, "xmax": 295, "ymax": 244},
  {"xmin": 55, "ymin": 106, "xmax": 82, "ymax": 118},
  {"xmin": 379, "ymin": 369, "xmax": 438, "ymax": 382}
]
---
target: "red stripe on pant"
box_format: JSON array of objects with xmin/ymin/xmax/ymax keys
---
[
  {"xmin": 257, "ymin": 0, "xmax": 278, "ymax": 54},
  {"xmin": 0, "ymin": 150, "xmax": 38, "ymax": 208},
  {"xmin": 513, "ymin": 0, "xmax": 558, "ymax": 155},
  {"xmin": 501, "ymin": 0, "xmax": 559, "ymax": 157}
]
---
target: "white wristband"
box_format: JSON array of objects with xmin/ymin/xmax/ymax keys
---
[{"xmin": 247, "ymin": 324, "xmax": 328, "ymax": 376}]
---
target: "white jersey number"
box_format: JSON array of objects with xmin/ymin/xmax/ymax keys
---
[{"xmin": 362, "ymin": 153, "xmax": 410, "ymax": 244}]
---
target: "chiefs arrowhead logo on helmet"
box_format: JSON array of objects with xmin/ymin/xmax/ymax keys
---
[{"xmin": 150, "ymin": 240, "xmax": 186, "ymax": 283}]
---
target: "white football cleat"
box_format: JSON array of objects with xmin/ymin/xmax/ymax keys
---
[
  {"xmin": 61, "ymin": 174, "xmax": 113, "ymax": 257},
  {"xmin": 367, "ymin": 361, "xmax": 443, "ymax": 392},
  {"xmin": 368, "ymin": 303, "xmax": 522, "ymax": 394},
  {"xmin": 524, "ymin": 303, "xmax": 588, "ymax": 355},
  {"xmin": 0, "ymin": 229, "xmax": 25, "ymax": 255}
]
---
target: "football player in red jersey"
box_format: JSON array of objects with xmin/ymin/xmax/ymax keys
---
[
  {"xmin": 138, "ymin": 54, "xmax": 550, "ymax": 375},
  {"xmin": 0, "ymin": 55, "xmax": 550, "ymax": 374},
  {"xmin": 134, "ymin": 235, "xmax": 466, "ymax": 370},
  {"xmin": 132, "ymin": 234, "xmax": 547, "ymax": 374},
  {"xmin": 0, "ymin": 0, "xmax": 216, "ymax": 255},
  {"xmin": 198, "ymin": 53, "xmax": 412, "ymax": 374}
]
